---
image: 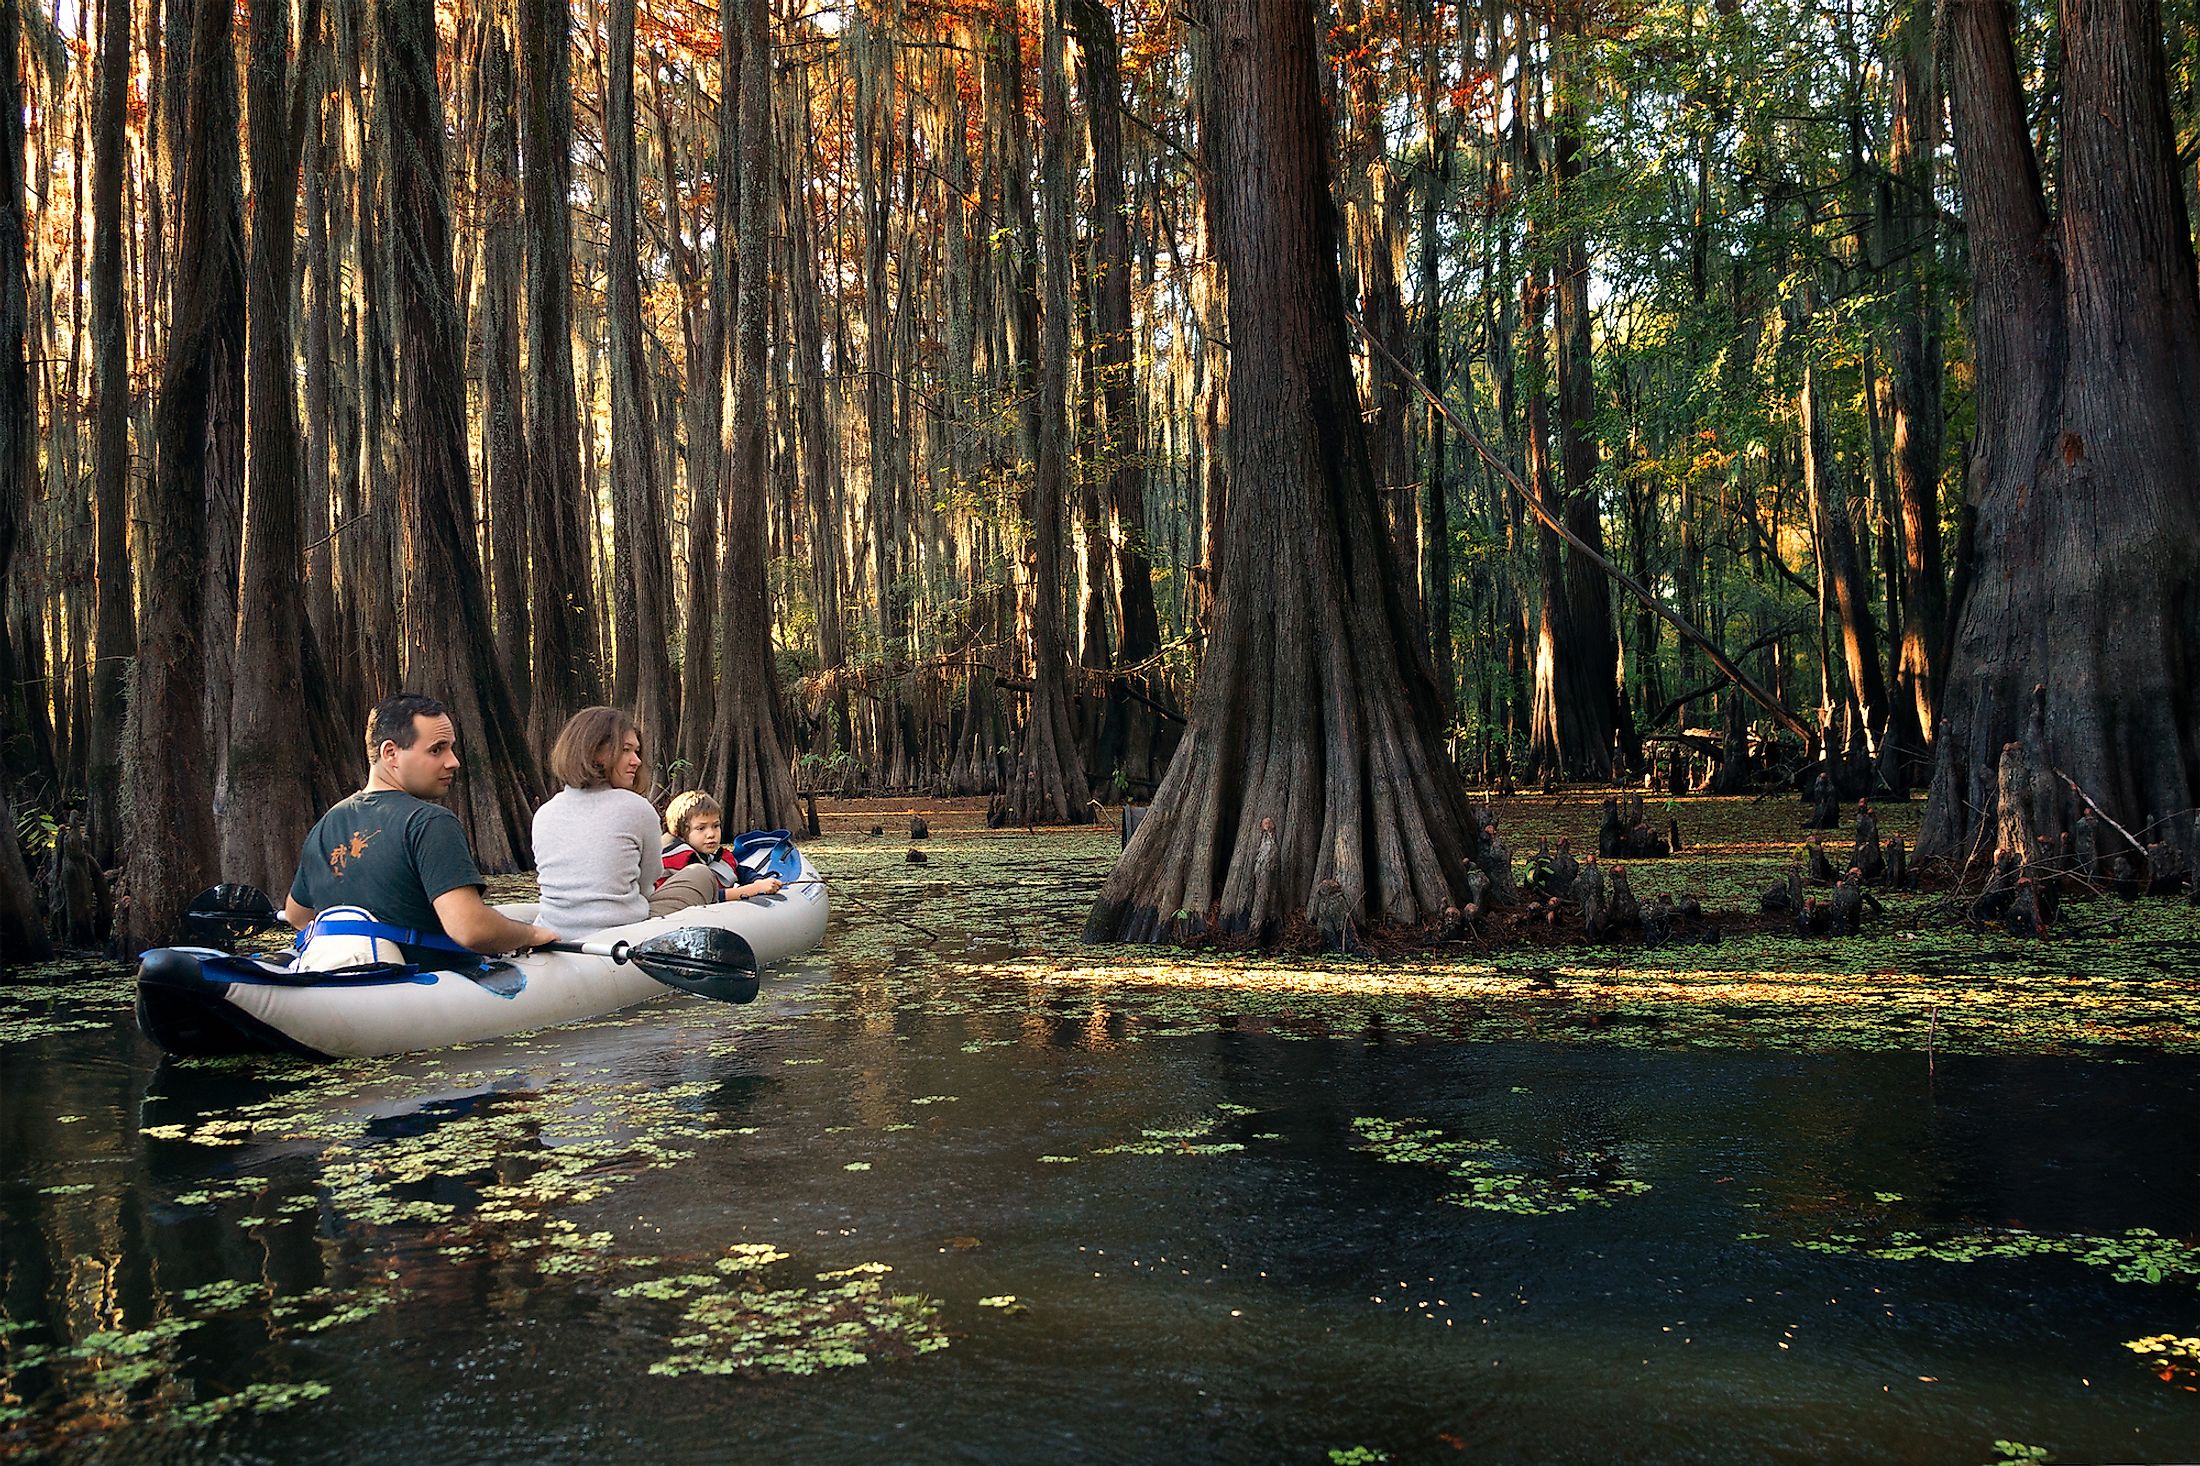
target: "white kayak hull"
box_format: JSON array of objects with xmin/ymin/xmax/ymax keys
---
[{"xmin": 136, "ymin": 848, "xmax": 826, "ymax": 1060}]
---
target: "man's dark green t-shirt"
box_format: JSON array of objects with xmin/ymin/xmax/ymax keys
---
[{"xmin": 289, "ymin": 791, "xmax": 483, "ymax": 962}]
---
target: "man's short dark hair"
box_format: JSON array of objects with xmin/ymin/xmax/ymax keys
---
[{"xmin": 366, "ymin": 693, "xmax": 449, "ymax": 761}]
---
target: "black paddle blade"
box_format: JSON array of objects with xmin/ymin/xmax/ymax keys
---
[
  {"xmin": 184, "ymin": 884, "xmax": 280, "ymax": 942},
  {"xmin": 630, "ymin": 926, "xmax": 761, "ymax": 1004}
]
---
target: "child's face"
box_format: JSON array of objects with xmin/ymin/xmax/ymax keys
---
[{"xmin": 687, "ymin": 815, "xmax": 722, "ymax": 856}]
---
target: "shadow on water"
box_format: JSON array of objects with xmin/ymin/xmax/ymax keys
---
[{"xmin": 3, "ymin": 835, "xmax": 2199, "ymax": 1465}]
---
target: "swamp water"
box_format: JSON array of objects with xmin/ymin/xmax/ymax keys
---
[{"xmin": 4, "ymin": 811, "xmax": 2199, "ymax": 1464}]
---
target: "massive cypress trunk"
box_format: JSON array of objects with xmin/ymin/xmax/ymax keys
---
[
  {"xmin": 604, "ymin": 0, "xmax": 677, "ymax": 748},
  {"xmin": 481, "ymin": 21, "xmax": 531, "ymax": 723},
  {"xmin": 519, "ymin": 0, "xmax": 600, "ymax": 754},
  {"xmin": 1922, "ymin": 0, "xmax": 2200, "ymax": 856},
  {"xmin": 1086, "ymin": 0, "xmax": 1478, "ymax": 944},
  {"xmin": 121, "ymin": 0, "xmax": 233, "ymax": 949},
  {"xmin": 705, "ymin": 0, "xmax": 797, "ymax": 833},
  {"xmin": 87, "ymin": 0, "xmax": 134, "ymax": 866},
  {"xmin": 223, "ymin": 0, "xmax": 336, "ymax": 897},
  {"xmin": 1001, "ymin": 0, "xmax": 1093, "ymax": 827},
  {"xmin": 378, "ymin": 0, "xmax": 540, "ymax": 868}
]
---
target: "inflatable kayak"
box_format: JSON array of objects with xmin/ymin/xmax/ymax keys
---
[{"xmin": 135, "ymin": 839, "xmax": 826, "ymax": 1060}]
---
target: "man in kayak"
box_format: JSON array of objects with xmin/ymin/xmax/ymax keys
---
[{"xmin": 283, "ymin": 693, "xmax": 559, "ymax": 965}]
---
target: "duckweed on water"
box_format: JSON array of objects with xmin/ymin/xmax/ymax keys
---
[
  {"xmin": 633, "ymin": 1252, "xmax": 947, "ymax": 1377},
  {"xmin": 1091, "ymin": 1103, "xmax": 1260, "ymax": 1157},
  {"xmin": 1350, "ymin": 1116, "xmax": 1651, "ymax": 1216},
  {"xmin": 1789, "ymin": 1226, "xmax": 2198, "ymax": 1288}
]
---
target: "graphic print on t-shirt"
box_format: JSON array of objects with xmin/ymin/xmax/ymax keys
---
[{"xmin": 328, "ymin": 828, "xmax": 380, "ymax": 876}]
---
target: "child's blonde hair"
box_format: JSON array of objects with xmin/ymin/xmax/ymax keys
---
[{"xmin": 665, "ymin": 789, "xmax": 722, "ymax": 841}]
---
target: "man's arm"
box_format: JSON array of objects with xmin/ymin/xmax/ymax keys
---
[
  {"xmin": 433, "ymin": 886, "xmax": 560, "ymax": 954},
  {"xmin": 283, "ymin": 894, "xmax": 316, "ymax": 929}
]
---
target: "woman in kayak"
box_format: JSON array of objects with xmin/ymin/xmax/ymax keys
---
[{"xmin": 531, "ymin": 707, "xmax": 685, "ymax": 934}]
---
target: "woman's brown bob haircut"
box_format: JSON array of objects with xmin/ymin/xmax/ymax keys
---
[{"xmin": 549, "ymin": 706, "xmax": 650, "ymax": 792}]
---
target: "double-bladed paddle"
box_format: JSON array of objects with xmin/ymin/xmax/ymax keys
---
[
  {"xmin": 180, "ymin": 886, "xmax": 763, "ymax": 1004},
  {"xmin": 535, "ymin": 928, "xmax": 760, "ymax": 1005}
]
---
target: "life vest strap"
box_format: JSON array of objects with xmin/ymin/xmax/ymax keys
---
[{"xmin": 293, "ymin": 917, "xmax": 475, "ymax": 957}]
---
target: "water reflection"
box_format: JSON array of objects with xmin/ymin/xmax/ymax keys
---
[{"xmin": 3, "ymin": 836, "xmax": 2199, "ymax": 1463}]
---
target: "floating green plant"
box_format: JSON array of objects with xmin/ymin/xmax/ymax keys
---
[
  {"xmin": 1985, "ymin": 1442, "xmax": 2052, "ymax": 1465},
  {"xmin": 169, "ymin": 1379, "xmax": 332, "ymax": 1425},
  {"xmin": 1350, "ymin": 1116, "xmax": 1650, "ymax": 1216},
  {"xmin": 635, "ymin": 1251, "xmax": 948, "ymax": 1377},
  {"xmin": 1791, "ymin": 1226, "xmax": 2197, "ymax": 1289}
]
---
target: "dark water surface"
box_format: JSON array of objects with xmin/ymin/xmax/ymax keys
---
[{"xmin": 5, "ymin": 842, "xmax": 2198, "ymax": 1464}]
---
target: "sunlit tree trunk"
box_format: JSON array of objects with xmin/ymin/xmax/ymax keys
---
[
  {"xmin": 1087, "ymin": 0, "xmax": 1479, "ymax": 944},
  {"xmin": 1923, "ymin": 0, "xmax": 2200, "ymax": 855},
  {"xmin": 1882, "ymin": 0, "xmax": 1945, "ymax": 769},
  {"xmin": 997, "ymin": 0, "xmax": 1092, "ymax": 826},
  {"xmin": 1071, "ymin": 0, "xmax": 1173, "ymax": 796}
]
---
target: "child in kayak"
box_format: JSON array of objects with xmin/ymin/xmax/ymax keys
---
[{"xmin": 653, "ymin": 790, "xmax": 784, "ymax": 914}]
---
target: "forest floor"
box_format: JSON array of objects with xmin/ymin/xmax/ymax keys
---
[{"xmin": 776, "ymin": 789, "xmax": 2200, "ymax": 1060}]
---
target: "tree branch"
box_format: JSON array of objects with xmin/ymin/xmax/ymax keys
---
[{"xmin": 1348, "ymin": 310, "xmax": 1815, "ymax": 745}]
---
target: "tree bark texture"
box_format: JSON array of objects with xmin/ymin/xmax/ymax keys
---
[
  {"xmin": 87, "ymin": 0, "xmax": 134, "ymax": 866},
  {"xmin": 224, "ymin": 0, "xmax": 340, "ymax": 897},
  {"xmin": 0, "ymin": 2, "xmax": 50, "ymax": 961},
  {"xmin": 672, "ymin": 13, "xmax": 729, "ymax": 779},
  {"xmin": 1071, "ymin": 0, "xmax": 1173, "ymax": 795},
  {"xmin": 1416, "ymin": 11, "xmax": 1455, "ymax": 722},
  {"xmin": 1338, "ymin": 0, "xmax": 1421, "ymax": 631},
  {"xmin": 378, "ymin": 0, "xmax": 540, "ymax": 869},
  {"xmin": 1532, "ymin": 35, "xmax": 1623, "ymax": 779},
  {"xmin": 1923, "ymin": 0, "xmax": 2200, "ymax": 856},
  {"xmin": 1800, "ymin": 346, "xmax": 1891, "ymax": 743},
  {"xmin": 482, "ymin": 21, "xmax": 532, "ymax": 725},
  {"xmin": 788, "ymin": 81, "xmax": 849, "ymax": 757},
  {"xmin": 1003, "ymin": 0, "xmax": 1094, "ymax": 827},
  {"xmin": 520, "ymin": 0, "xmax": 601, "ymax": 755},
  {"xmin": 706, "ymin": 0, "xmax": 797, "ymax": 834},
  {"xmin": 1086, "ymin": 0, "xmax": 1478, "ymax": 944},
  {"xmin": 604, "ymin": 0, "xmax": 678, "ymax": 750},
  {"xmin": 1882, "ymin": 0, "xmax": 1945, "ymax": 759},
  {"xmin": 120, "ymin": 0, "xmax": 232, "ymax": 949}
]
